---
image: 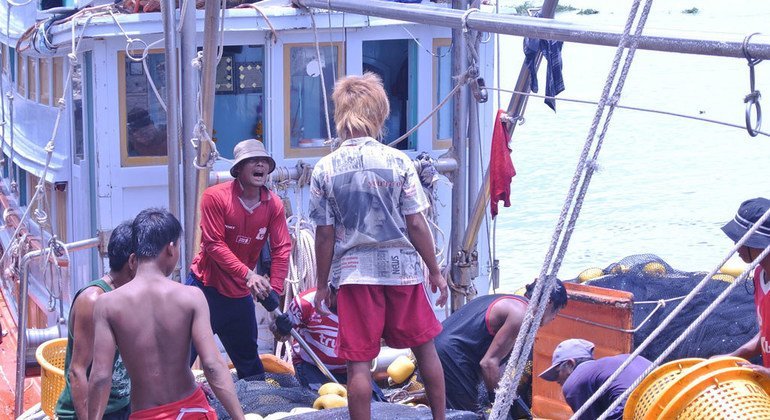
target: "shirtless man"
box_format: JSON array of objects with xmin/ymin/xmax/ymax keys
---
[{"xmin": 88, "ymin": 208, "xmax": 244, "ymax": 420}]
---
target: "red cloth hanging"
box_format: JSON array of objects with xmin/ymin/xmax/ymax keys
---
[{"xmin": 490, "ymin": 110, "xmax": 516, "ymax": 218}]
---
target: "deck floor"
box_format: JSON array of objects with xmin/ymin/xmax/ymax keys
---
[{"xmin": 0, "ymin": 289, "xmax": 41, "ymax": 418}]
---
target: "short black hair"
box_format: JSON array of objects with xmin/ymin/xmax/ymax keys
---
[
  {"xmin": 132, "ymin": 208, "xmax": 182, "ymax": 259},
  {"xmin": 524, "ymin": 278, "xmax": 568, "ymax": 310},
  {"xmin": 108, "ymin": 220, "xmax": 134, "ymax": 272}
]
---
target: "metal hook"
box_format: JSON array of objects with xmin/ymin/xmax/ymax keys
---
[{"xmin": 742, "ymin": 33, "xmax": 763, "ymax": 137}]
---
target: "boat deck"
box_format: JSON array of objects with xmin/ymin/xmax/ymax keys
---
[{"xmin": 0, "ymin": 288, "xmax": 40, "ymax": 418}]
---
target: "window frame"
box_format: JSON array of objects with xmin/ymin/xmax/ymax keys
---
[
  {"xmin": 432, "ymin": 38, "xmax": 453, "ymax": 150},
  {"xmin": 282, "ymin": 41, "xmax": 345, "ymax": 159},
  {"xmin": 117, "ymin": 50, "xmax": 168, "ymax": 167}
]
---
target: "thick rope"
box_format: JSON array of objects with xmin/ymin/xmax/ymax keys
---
[
  {"xmin": 489, "ymin": 1, "xmax": 650, "ymax": 417},
  {"xmin": 578, "ymin": 203, "xmax": 770, "ymax": 419}
]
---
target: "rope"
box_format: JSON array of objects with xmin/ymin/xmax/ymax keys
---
[
  {"xmin": 581, "ymin": 205, "xmax": 770, "ymax": 419},
  {"xmin": 237, "ymin": 3, "xmax": 279, "ymax": 43},
  {"xmin": 387, "ymin": 69, "xmax": 471, "ymax": 148},
  {"xmin": 0, "ymin": 13, "xmax": 91, "ymax": 270},
  {"xmin": 307, "ymin": 9, "xmax": 334, "ymax": 147},
  {"xmin": 490, "ymin": 0, "xmax": 651, "ymax": 417},
  {"xmin": 486, "ymin": 86, "xmax": 770, "ymax": 138},
  {"xmin": 190, "ymin": 51, "xmax": 221, "ymax": 170}
]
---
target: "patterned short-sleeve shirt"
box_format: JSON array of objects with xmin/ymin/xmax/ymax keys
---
[{"xmin": 309, "ymin": 137, "xmax": 430, "ymax": 287}]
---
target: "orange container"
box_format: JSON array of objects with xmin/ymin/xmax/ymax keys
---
[{"xmin": 623, "ymin": 358, "xmax": 702, "ymax": 420}]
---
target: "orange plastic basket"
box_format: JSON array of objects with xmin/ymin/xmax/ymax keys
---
[
  {"xmin": 623, "ymin": 358, "xmax": 702, "ymax": 420},
  {"xmin": 659, "ymin": 366, "xmax": 770, "ymax": 419},
  {"xmin": 642, "ymin": 356, "xmax": 746, "ymax": 419},
  {"xmin": 35, "ymin": 338, "xmax": 68, "ymax": 418}
]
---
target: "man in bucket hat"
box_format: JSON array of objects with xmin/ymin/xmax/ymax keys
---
[
  {"xmin": 723, "ymin": 198, "xmax": 770, "ymax": 373},
  {"xmin": 539, "ymin": 339, "xmax": 650, "ymax": 420},
  {"xmin": 186, "ymin": 139, "xmax": 290, "ymax": 379}
]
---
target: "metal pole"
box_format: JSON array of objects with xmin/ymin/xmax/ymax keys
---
[
  {"xmin": 161, "ymin": 0, "xmax": 182, "ymax": 279},
  {"xmin": 14, "ymin": 237, "xmax": 101, "ymax": 418},
  {"xmin": 190, "ymin": 0, "xmax": 222, "ymax": 266},
  {"xmin": 462, "ymin": 0, "xmax": 559, "ymax": 253},
  {"xmin": 180, "ymin": 0, "xmax": 198, "ymax": 271},
  {"xmin": 449, "ymin": 0, "xmax": 469, "ymax": 311},
  {"xmin": 270, "ymin": 308, "xmax": 339, "ymax": 384},
  {"xmin": 299, "ymin": 0, "xmax": 770, "ymax": 60}
]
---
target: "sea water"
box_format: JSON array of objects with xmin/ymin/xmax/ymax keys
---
[{"xmin": 492, "ymin": 0, "xmax": 770, "ymax": 291}]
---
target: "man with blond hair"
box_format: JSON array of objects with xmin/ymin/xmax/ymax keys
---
[{"xmin": 310, "ymin": 73, "xmax": 449, "ymax": 420}]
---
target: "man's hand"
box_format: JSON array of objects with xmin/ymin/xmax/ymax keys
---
[
  {"xmin": 246, "ymin": 271, "xmax": 270, "ymax": 300},
  {"xmin": 314, "ymin": 286, "xmax": 332, "ymax": 316},
  {"xmin": 428, "ymin": 271, "xmax": 448, "ymax": 307},
  {"xmin": 739, "ymin": 361, "xmax": 770, "ymax": 377}
]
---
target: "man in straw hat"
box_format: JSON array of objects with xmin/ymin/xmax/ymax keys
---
[
  {"xmin": 722, "ymin": 198, "xmax": 770, "ymax": 374},
  {"xmin": 310, "ymin": 73, "xmax": 448, "ymax": 420},
  {"xmin": 187, "ymin": 139, "xmax": 291, "ymax": 379},
  {"xmin": 539, "ymin": 338, "xmax": 650, "ymax": 420}
]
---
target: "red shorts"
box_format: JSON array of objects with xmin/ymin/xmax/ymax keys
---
[
  {"xmin": 336, "ymin": 283, "xmax": 442, "ymax": 361},
  {"xmin": 129, "ymin": 386, "xmax": 216, "ymax": 419}
]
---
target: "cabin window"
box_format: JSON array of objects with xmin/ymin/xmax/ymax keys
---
[
  {"xmin": 27, "ymin": 57, "xmax": 37, "ymax": 101},
  {"xmin": 284, "ymin": 42, "xmax": 344, "ymax": 158},
  {"xmin": 72, "ymin": 55, "xmax": 85, "ymax": 162},
  {"xmin": 6, "ymin": 46, "xmax": 15, "ymax": 82},
  {"xmin": 433, "ymin": 38, "xmax": 453, "ymax": 149},
  {"xmin": 119, "ymin": 51, "xmax": 168, "ymax": 166},
  {"xmin": 40, "ymin": 58, "xmax": 52, "ymax": 105},
  {"xmin": 18, "ymin": 167, "xmax": 27, "ymax": 206},
  {"xmin": 16, "ymin": 53, "xmax": 25, "ymax": 98},
  {"xmin": 211, "ymin": 45, "xmax": 266, "ymax": 159},
  {"xmin": 361, "ymin": 39, "xmax": 418, "ymax": 150},
  {"xmin": 2, "ymin": 44, "xmax": 7, "ymax": 76},
  {"xmin": 53, "ymin": 57, "xmax": 64, "ymax": 102}
]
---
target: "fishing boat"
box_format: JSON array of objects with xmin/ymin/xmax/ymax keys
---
[{"xmin": 1, "ymin": 0, "xmax": 769, "ymax": 418}]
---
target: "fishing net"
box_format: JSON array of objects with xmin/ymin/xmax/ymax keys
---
[
  {"xmin": 204, "ymin": 373, "xmax": 479, "ymax": 419},
  {"xmin": 582, "ymin": 254, "xmax": 759, "ymax": 363}
]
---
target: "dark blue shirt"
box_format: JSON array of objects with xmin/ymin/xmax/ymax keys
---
[
  {"xmin": 562, "ymin": 354, "xmax": 651, "ymax": 420},
  {"xmin": 435, "ymin": 294, "xmax": 528, "ymax": 411}
]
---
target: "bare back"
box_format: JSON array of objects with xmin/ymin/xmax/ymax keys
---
[{"xmin": 98, "ymin": 275, "xmax": 206, "ymax": 411}]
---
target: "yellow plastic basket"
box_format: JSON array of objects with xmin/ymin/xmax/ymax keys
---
[
  {"xmin": 35, "ymin": 338, "xmax": 68, "ymax": 418},
  {"xmin": 623, "ymin": 358, "xmax": 702, "ymax": 420},
  {"xmin": 643, "ymin": 356, "xmax": 746, "ymax": 419},
  {"xmin": 660, "ymin": 366, "xmax": 770, "ymax": 419}
]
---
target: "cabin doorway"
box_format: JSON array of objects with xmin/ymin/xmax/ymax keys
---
[
  {"xmin": 212, "ymin": 45, "xmax": 266, "ymax": 159},
  {"xmin": 362, "ymin": 39, "xmax": 417, "ymax": 150}
]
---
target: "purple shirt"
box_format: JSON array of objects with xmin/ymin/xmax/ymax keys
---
[{"xmin": 562, "ymin": 354, "xmax": 651, "ymax": 420}]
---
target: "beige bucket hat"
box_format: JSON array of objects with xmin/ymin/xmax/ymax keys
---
[{"xmin": 230, "ymin": 139, "xmax": 276, "ymax": 178}]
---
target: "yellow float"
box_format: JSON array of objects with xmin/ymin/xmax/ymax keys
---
[
  {"xmin": 577, "ymin": 267, "xmax": 605, "ymax": 282},
  {"xmin": 318, "ymin": 382, "xmax": 347, "ymax": 398},
  {"xmin": 313, "ymin": 393, "xmax": 348, "ymax": 409},
  {"xmin": 387, "ymin": 355, "xmax": 416, "ymax": 384}
]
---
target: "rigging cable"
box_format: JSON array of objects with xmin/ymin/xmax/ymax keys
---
[
  {"xmin": 486, "ymin": 86, "xmax": 770, "ymax": 138},
  {"xmin": 490, "ymin": 0, "xmax": 653, "ymax": 417},
  {"xmin": 307, "ymin": 8, "xmax": 334, "ymax": 147}
]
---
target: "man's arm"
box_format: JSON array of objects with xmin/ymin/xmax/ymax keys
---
[
  {"xmin": 266, "ymin": 197, "xmax": 291, "ymax": 294},
  {"xmin": 189, "ymin": 287, "xmax": 245, "ymax": 420},
  {"xmin": 404, "ymin": 212, "xmax": 448, "ymax": 307},
  {"xmin": 199, "ymin": 191, "xmax": 251, "ymax": 279},
  {"xmin": 313, "ymin": 225, "xmax": 335, "ymax": 316},
  {"xmin": 479, "ymin": 300, "xmax": 525, "ymax": 394},
  {"xmin": 87, "ymin": 297, "xmax": 117, "ymax": 420},
  {"xmin": 729, "ymin": 332, "xmax": 762, "ymax": 360},
  {"xmin": 68, "ymin": 289, "xmax": 100, "ymax": 419}
]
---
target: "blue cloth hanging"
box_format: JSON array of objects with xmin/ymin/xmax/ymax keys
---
[{"xmin": 523, "ymin": 36, "xmax": 565, "ymax": 111}]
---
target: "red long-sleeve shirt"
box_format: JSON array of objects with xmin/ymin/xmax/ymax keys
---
[{"xmin": 190, "ymin": 181, "xmax": 291, "ymax": 298}]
